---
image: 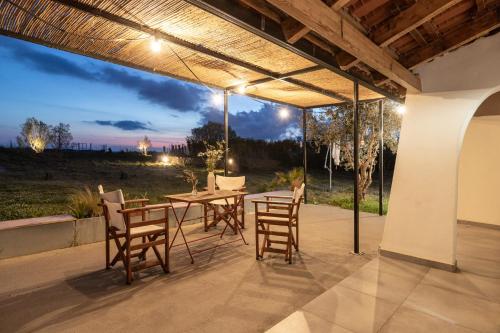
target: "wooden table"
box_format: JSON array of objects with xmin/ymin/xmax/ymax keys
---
[{"xmin": 164, "ymin": 190, "xmax": 248, "ymax": 263}]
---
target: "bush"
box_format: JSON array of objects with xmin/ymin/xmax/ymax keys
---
[{"xmin": 69, "ymin": 187, "xmax": 101, "ymax": 219}]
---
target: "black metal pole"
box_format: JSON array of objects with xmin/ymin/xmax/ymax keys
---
[
  {"xmin": 224, "ymin": 89, "xmax": 229, "ymax": 176},
  {"xmin": 353, "ymin": 82, "xmax": 360, "ymax": 254},
  {"xmin": 378, "ymin": 99, "xmax": 384, "ymax": 216},
  {"xmin": 302, "ymin": 108, "xmax": 308, "ymax": 204}
]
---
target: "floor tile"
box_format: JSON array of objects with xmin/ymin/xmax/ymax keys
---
[
  {"xmin": 405, "ymin": 283, "xmax": 500, "ymax": 333},
  {"xmin": 379, "ymin": 306, "xmax": 478, "ymax": 333},
  {"xmin": 362, "ymin": 257, "xmax": 429, "ymax": 280},
  {"xmin": 302, "ymin": 285, "xmax": 399, "ymax": 333},
  {"xmin": 421, "ymin": 268, "xmax": 500, "ymax": 303},
  {"xmin": 266, "ymin": 310, "xmax": 353, "ymax": 333},
  {"xmin": 337, "ymin": 264, "xmax": 422, "ymax": 303}
]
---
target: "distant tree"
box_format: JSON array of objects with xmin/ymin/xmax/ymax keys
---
[
  {"xmin": 137, "ymin": 136, "xmax": 152, "ymax": 156},
  {"xmin": 19, "ymin": 117, "xmax": 51, "ymax": 153},
  {"xmin": 187, "ymin": 121, "xmax": 237, "ymax": 155},
  {"xmin": 50, "ymin": 123, "xmax": 73, "ymax": 150},
  {"xmin": 307, "ymin": 100, "xmax": 401, "ymax": 200}
]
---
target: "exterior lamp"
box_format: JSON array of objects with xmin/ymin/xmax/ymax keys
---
[
  {"xmin": 278, "ymin": 107, "xmax": 290, "ymax": 119},
  {"xmin": 161, "ymin": 155, "xmax": 170, "ymax": 166},
  {"xmin": 228, "ymin": 158, "xmax": 234, "ymax": 165},
  {"xmin": 150, "ymin": 37, "xmax": 161, "ymax": 53}
]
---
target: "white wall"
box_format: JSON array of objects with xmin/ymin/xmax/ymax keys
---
[
  {"xmin": 380, "ymin": 32, "xmax": 500, "ymax": 267},
  {"xmin": 458, "ymin": 116, "xmax": 500, "ymax": 226}
]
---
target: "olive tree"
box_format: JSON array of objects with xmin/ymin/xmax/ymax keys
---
[
  {"xmin": 50, "ymin": 123, "xmax": 73, "ymax": 150},
  {"xmin": 19, "ymin": 117, "xmax": 51, "ymax": 153},
  {"xmin": 307, "ymin": 100, "xmax": 402, "ymax": 200}
]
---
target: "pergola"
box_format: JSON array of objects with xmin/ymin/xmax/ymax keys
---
[{"xmin": 1, "ymin": 0, "xmax": 498, "ymax": 254}]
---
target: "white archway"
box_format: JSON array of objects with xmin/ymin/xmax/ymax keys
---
[{"xmin": 379, "ymin": 32, "xmax": 500, "ymax": 270}]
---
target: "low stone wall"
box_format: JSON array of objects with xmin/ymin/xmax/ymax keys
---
[{"xmin": 0, "ymin": 203, "xmax": 204, "ymax": 260}]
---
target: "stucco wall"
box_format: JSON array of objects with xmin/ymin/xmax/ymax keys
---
[
  {"xmin": 380, "ymin": 32, "xmax": 500, "ymax": 267},
  {"xmin": 458, "ymin": 116, "xmax": 500, "ymax": 226}
]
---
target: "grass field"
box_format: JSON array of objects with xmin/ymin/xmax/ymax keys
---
[{"xmin": 0, "ymin": 149, "xmax": 390, "ymax": 221}]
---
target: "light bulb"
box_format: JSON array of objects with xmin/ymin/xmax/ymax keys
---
[
  {"xmin": 278, "ymin": 107, "xmax": 289, "ymax": 119},
  {"xmin": 228, "ymin": 158, "xmax": 234, "ymax": 165},
  {"xmin": 150, "ymin": 37, "xmax": 161, "ymax": 53},
  {"xmin": 396, "ymin": 104, "xmax": 406, "ymax": 115},
  {"xmin": 236, "ymin": 85, "xmax": 246, "ymax": 94},
  {"xmin": 211, "ymin": 92, "xmax": 224, "ymax": 105}
]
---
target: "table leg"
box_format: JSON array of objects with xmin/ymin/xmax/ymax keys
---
[{"xmin": 169, "ymin": 201, "xmax": 194, "ymax": 264}]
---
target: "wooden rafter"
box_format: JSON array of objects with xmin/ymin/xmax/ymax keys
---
[
  {"xmin": 266, "ymin": 0, "xmax": 422, "ymax": 91},
  {"xmin": 371, "ymin": 0, "xmax": 463, "ymax": 47},
  {"xmin": 403, "ymin": 8, "xmax": 500, "ymax": 68}
]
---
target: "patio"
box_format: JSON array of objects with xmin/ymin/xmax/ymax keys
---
[{"xmin": 0, "ymin": 203, "xmax": 384, "ymax": 333}]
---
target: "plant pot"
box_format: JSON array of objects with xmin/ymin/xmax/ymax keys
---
[{"xmin": 207, "ymin": 171, "xmax": 216, "ymax": 194}]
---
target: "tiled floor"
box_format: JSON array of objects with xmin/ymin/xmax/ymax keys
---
[
  {"xmin": 268, "ymin": 223, "xmax": 500, "ymax": 333},
  {"xmin": 0, "ymin": 204, "xmax": 384, "ymax": 333}
]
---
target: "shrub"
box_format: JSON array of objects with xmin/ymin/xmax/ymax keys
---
[
  {"xmin": 69, "ymin": 187, "xmax": 101, "ymax": 219},
  {"xmin": 271, "ymin": 167, "xmax": 304, "ymax": 190}
]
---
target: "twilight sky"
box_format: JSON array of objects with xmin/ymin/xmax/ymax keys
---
[{"xmin": 0, "ymin": 35, "xmax": 301, "ymax": 150}]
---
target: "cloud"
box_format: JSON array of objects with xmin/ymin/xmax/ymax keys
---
[
  {"xmin": 91, "ymin": 120, "xmax": 156, "ymax": 131},
  {"xmin": 0, "ymin": 37, "xmax": 206, "ymax": 112},
  {"xmin": 200, "ymin": 104, "xmax": 301, "ymax": 140}
]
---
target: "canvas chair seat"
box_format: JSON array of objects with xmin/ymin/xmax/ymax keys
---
[{"xmin": 131, "ymin": 225, "xmax": 164, "ymax": 236}]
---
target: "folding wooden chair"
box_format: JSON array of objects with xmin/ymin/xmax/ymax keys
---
[
  {"xmin": 253, "ymin": 184, "xmax": 305, "ymax": 263},
  {"xmin": 100, "ymin": 189, "xmax": 170, "ymax": 284},
  {"xmin": 204, "ymin": 176, "xmax": 246, "ymax": 232}
]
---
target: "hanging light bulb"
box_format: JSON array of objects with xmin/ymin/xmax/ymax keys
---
[
  {"xmin": 236, "ymin": 84, "xmax": 247, "ymax": 95},
  {"xmin": 211, "ymin": 92, "xmax": 224, "ymax": 105},
  {"xmin": 396, "ymin": 104, "xmax": 406, "ymax": 115},
  {"xmin": 150, "ymin": 37, "xmax": 161, "ymax": 53},
  {"xmin": 278, "ymin": 107, "xmax": 290, "ymax": 119}
]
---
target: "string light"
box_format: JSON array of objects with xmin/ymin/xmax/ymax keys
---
[
  {"xmin": 236, "ymin": 85, "xmax": 247, "ymax": 95},
  {"xmin": 396, "ymin": 104, "xmax": 406, "ymax": 115},
  {"xmin": 150, "ymin": 37, "xmax": 162, "ymax": 53},
  {"xmin": 278, "ymin": 107, "xmax": 290, "ymax": 119}
]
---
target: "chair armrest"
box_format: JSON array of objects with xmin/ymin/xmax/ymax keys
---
[
  {"xmin": 252, "ymin": 200, "xmax": 296, "ymax": 206},
  {"xmin": 125, "ymin": 198, "xmax": 150, "ymax": 205},
  {"xmin": 118, "ymin": 204, "xmax": 170, "ymax": 215},
  {"xmin": 264, "ymin": 195, "xmax": 293, "ymax": 200}
]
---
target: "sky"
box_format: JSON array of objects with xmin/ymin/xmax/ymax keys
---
[{"xmin": 0, "ymin": 35, "xmax": 301, "ymax": 150}]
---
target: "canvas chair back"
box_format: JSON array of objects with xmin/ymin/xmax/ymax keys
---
[
  {"xmin": 216, "ymin": 176, "xmax": 245, "ymax": 191},
  {"xmin": 100, "ymin": 189, "xmax": 126, "ymax": 230},
  {"xmin": 292, "ymin": 183, "xmax": 305, "ymax": 216}
]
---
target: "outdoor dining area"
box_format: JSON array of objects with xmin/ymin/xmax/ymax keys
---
[{"xmin": 98, "ymin": 174, "xmax": 305, "ymax": 284}]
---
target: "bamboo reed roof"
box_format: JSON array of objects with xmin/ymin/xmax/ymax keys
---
[{"xmin": 0, "ymin": 0, "xmax": 384, "ymax": 108}]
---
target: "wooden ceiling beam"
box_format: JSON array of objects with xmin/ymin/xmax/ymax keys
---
[
  {"xmin": 351, "ymin": 0, "xmax": 390, "ymax": 17},
  {"xmin": 371, "ymin": 0, "xmax": 463, "ymax": 47},
  {"xmin": 266, "ymin": 0, "xmax": 422, "ymax": 92},
  {"xmin": 332, "ymin": 0, "xmax": 354, "ymax": 11},
  {"xmin": 403, "ymin": 8, "xmax": 500, "ymax": 68}
]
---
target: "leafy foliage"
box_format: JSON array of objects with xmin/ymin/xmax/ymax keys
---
[
  {"xmin": 68, "ymin": 186, "xmax": 101, "ymax": 219},
  {"xmin": 198, "ymin": 141, "xmax": 225, "ymax": 172},
  {"xmin": 272, "ymin": 167, "xmax": 304, "ymax": 190},
  {"xmin": 50, "ymin": 123, "xmax": 73, "ymax": 150},
  {"xmin": 307, "ymin": 100, "xmax": 401, "ymax": 200}
]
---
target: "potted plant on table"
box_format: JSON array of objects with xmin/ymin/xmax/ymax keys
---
[
  {"xmin": 182, "ymin": 169, "xmax": 199, "ymax": 196},
  {"xmin": 198, "ymin": 141, "xmax": 225, "ymax": 194}
]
